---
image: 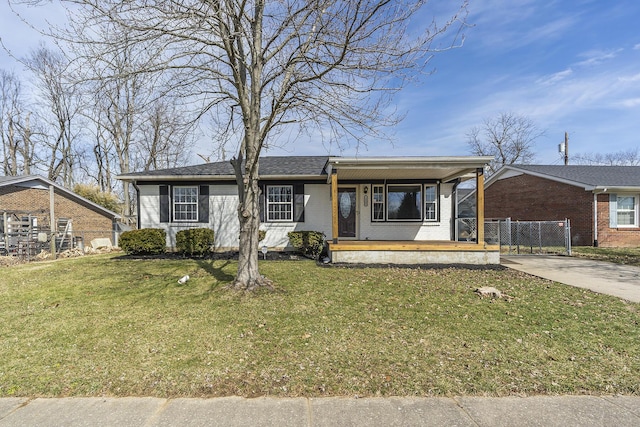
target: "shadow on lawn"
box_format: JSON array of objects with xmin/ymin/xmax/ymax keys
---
[{"xmin": 196, "ymin": 258, "xmax": 235, "ymax": 284}]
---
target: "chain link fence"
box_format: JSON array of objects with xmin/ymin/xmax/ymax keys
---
[{"xmin": 456, "ymin": 218, "xmax": 572, "ymax": 255}]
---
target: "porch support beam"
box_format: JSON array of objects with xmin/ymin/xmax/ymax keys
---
[
  {"xmin": 476, "ymin": 167, "xmax": 485, "ymax": 246},
  {"xmin": 331, "ymin": 170, "xmax": 339, "ymax": 244}
]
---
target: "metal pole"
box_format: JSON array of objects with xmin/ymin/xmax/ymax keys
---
[
  {"xmin": 566, "ymin": 219, "xmax": 572, "ymax": 256},
  {"xmin": 49, "ymin": 185, "xmax": 56, "ymax": 260}
]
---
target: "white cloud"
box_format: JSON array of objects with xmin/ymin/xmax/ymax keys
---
[
  {"xmin": 536, "ymin": 69, "xmax": 573, "ymax": 86},
  {"xmin": 575, "ymin": 49, "xmax": 622, "ymax": 67}
]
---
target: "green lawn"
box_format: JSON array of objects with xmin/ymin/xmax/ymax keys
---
[
  {"xmin": 572, "ymin": 246, "xmax": 640, "ymax": 267},
  {"xmin": 1, "ymin": 253, "xmax": 639, "ymax": 398}
]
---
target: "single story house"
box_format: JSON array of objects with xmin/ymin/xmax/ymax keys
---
[
  {"xmin": 484, "ymin": 165, "xmax": 640, "ymax": 247},
  {"xmin": 0, "ymin": 175, "xmax": 121, "ymax": 253},
  {"xmin": 118, "ymin": 155, "xmax": 499, "ymax": 264}
]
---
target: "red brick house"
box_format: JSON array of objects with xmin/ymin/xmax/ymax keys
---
[
  {"xmin": 484, "ymin": 165, "xmax": 640, "ymax": 247},
  {"xmin": 0, "ymin": 175, "xmax": 121, "ymax": 252}
]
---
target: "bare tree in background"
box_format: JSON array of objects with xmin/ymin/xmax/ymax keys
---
[
  {"xmin": 467, "ymin": 112, "xmax": 544, "ymax": 175},
  {"xmin": 573, "ymin": 148, "xmax": 640, "ymax": 166},
  {"xmin": 136, "ymin": 100, "xmax": 193, "ymax": 172},
  {"xmin": 24, "ymin": 46, "xmax": 82, "ymax": 186},
  {"xmin": 37, "ymin": 0, "xmax": 469, "ymax": 290},
  {"xmin": 0, "ymin": 69, "xmax": 36, "ymax": 175}
]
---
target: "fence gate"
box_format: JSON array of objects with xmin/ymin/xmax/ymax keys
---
[{"xmin": 488, "ymin": 218, "xmax": 572, "ymax": 255}]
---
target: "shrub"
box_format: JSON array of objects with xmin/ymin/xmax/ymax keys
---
[
  {"xmin": 258, "ymin": 230, "xmax": 267, "ymax": 243},
  {"xmin": 119, "ymin": 228, "xmax": 166, "ymax": 255},
  {"xmin": 176, "ymin": 228, "xmax": 215, "ymax": 256},
  {"xmin": 287, "ymin": 231, "xmax": 325, "ymax": 259}
]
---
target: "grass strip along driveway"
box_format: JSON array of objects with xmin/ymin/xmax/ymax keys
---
[{"xmin": 1, "ymin": 254, "xmax": 638, "ymax": 398}]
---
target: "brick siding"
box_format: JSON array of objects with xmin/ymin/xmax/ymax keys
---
[
  {"xmin": 485, "ymin": 174, "xmax": 594, "ymax": 246},
  {"xmin": 0, "ymin": 185, "xmax": 115, "ymax": 243}
]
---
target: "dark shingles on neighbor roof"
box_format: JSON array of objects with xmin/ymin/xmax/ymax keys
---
[
  {"xmin": 512, "ymin": 165, "xmax": 640, "ymax": 187},
  {"xmin": 123, "ymin": 156, "xmax": 329, "ymax": 178}
]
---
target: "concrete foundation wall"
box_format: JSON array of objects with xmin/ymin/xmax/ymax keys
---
[{"xmin": 330, "ymin": 249, "xmax": 500, "ymax": 265}]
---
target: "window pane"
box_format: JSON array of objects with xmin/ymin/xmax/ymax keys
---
[
  {"xmin": 387, "ymin": 185, "xmax": 421, "ymax": 220},
  {"xmin": 618, "ymin": 211, "xmax": 634, "ymax": 226},
  {"xmin": 173, "ymin": 187, "xmax": 198, "ymax": 221},
  {"xmin": 618, "ymin": 196, "xmax": 634, "ymax": 210},
  {"xmin": 617, "ymin": 196, "xmax": 636, "ymax": 226},
  {"xmin": 372, "ymin": 185, "xmax": 385, "ymax": 221},
  {"xmin": 425, "ymin": 186, "xmax": 436, "ymax": 202},
  {"xmin": 267, "ymin": 185, "xmax": 293, "ymax": 222}
]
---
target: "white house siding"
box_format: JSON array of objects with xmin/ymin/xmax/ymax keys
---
[
  {"xmin": 138, "ymin": 181, "xmax": 456, "ymax": 249},
  {"xmin": 260, "ymin": 183, "xmax": 332, "ymax": 249},
  {"xmin": 356, "ymin": 183, "xmax": 454, "ymax": 241}
]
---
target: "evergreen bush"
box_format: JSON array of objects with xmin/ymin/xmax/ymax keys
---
[{"xmin": 119, "ymin": 229, "xmax": 166, "ymax": 255}]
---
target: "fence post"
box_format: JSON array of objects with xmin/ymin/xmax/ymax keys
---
[
  {"xmin": 565, "ymin": 218, "xmax": 572, "ymax": 256},
  {"xmin": 538, "ymin": 221, "xmax": 542, "ymax": 253}
]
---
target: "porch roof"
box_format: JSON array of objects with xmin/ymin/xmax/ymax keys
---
[{"xmin": 325, "ymin": 156, "xmax": 493, "ymax": 182}]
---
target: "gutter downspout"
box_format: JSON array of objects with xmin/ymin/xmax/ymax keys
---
[{"xmin": 132, "ymin": 181, "xmax": 141, "ymax": 230}]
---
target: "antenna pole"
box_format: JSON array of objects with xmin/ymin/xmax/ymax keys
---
[{"xmin": 564, "ymin": 132, "xmax": 569, "ymax": 165}]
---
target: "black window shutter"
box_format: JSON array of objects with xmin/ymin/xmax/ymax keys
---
[
  {"xmin": 259, "ymin": 185, "xmax": 265, "ymax": 223},
  {"xmin": 159, "ymin": 185, "xmax": 170, "ymax": 223},
  {"xmin": 198, "ymin": 185, "xmax": 209, "ymax": 223},
  {"xmin": 293, "ymin": 183, "xmax": 305, "ymax": 222}
]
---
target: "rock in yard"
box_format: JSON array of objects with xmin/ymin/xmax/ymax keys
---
[{"xmin": 475, "ymin": 286, "xmax": 503, "ymax": 299}]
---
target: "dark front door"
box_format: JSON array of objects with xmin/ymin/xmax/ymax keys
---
[{"xmin": 338, "ymin": 188, "xmax": 357, "ymax": 238}]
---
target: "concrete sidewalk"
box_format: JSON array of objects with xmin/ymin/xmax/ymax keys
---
[
  {"xmin": 501, "ymin": 255, "xmax": 640, "ymax": 303},
  {"xmin": 1, "ymin": 395, "xmax": 639, "ymax": 427}
]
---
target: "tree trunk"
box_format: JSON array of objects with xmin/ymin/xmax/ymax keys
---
[{"xmin": 229, "ymin": 153, "xmax": 273, "ymax": 291}]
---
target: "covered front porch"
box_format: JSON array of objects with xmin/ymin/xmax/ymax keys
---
[{"xmin": 325, "ymin": 156, "xmax": 499, "ymax": 265}]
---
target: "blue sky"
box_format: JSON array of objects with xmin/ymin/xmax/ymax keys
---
[{"xmin": 2, "ymin": 0, "xmax": 640, "ymax": 165}]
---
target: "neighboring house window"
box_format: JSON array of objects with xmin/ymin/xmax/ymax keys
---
[
  {"xmin": 267, "ymin": 185, "xmax": 293, "ymax": 222},
  {"xmin": 616, "ymin": 195, "xmax": 638, "ymax": 227},
  {"xmin": 173, "ymin": 186, "xmax": 199, "ymax": 221},
  {"xmin": 424, "ymin": 184, "xmax": 438, "ymax": 221},
  {"xmin": 387, "ymin": 184, "xmax": 422, "ymax": 221},
  {"xmin": 372, "ymin": 185, "xmax": 385, "ymax": 221}
]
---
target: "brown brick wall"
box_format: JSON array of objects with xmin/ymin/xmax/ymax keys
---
[
  {"xmin": 596, "ymin": 193, "xmax": 640, "ymax": 247},
  {"xmin": 485, "ymin": 174, "xmax": 594, "ymax": 246},
  {"xmin": 0, "ymin": 185, "xmax": 114, "ymax": 243}
]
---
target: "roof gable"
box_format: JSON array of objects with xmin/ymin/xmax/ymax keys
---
[
  {"xmin": 0, "ymin": 175, "xmax": 121, "ymax": 219},
  {"xmin": 487, "ymin": 165, "xmax": 640, "ymax": 191}
]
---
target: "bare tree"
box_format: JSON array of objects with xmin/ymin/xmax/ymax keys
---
[
  {"xmin": 466, "ymin": 112, "xmax": 544, "ymax": 175},
  {"xmin": 136, "ymin": 100, "xmax": 193, "ymax": 172},
  {"xmin": 573, "ymin": 148, "xmax": 640, "ymax": 166},
  {"xmin": 0, "ymin": 69, "xmax": 36, "ymax": 176},
  {"xmin": 43, "ymin": 0, "xmax": 468, "ymax": 290},
  {"xmin": 24, "ymin": 45, "xmax": 82, "ymax": 186}
]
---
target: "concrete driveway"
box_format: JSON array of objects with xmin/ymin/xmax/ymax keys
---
[{"xmin": 501, "ymin": 255, "xmax": 640, "ymax": 303}]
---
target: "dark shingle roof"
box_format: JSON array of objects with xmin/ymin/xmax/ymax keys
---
[
  {"xmin": 120, "ymin": 156, "xmax": 329, "ymax": 179},
  {"xmin": 508, "ymin": 165, "xmax": 640, "ymax": 188}
]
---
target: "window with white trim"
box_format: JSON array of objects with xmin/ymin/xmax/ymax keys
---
[
  {"xmin": 387, "ymin": 184, "xmax": 422, "ymax": 221},
  {"xmin": 267, "ymin": 185, "xmax": 293, "ymax": 221},
  {"xmin": 173, "ymin": 186, "xmax": 198, "ymax": 221},
  {"xmin": 617, "ymin": 195, "xmax": 638, "ymax": 227},
  {"xmin": 372, "ymin": 185, "xmax": 385, "ymax": 221},
  {"xmin": 424, "ymin": 184, "xmax": 437, "ymax": 221}
]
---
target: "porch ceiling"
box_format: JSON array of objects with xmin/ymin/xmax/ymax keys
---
[{"xmin": 326, "ymin": 156, "xmax": 493, "ymax": 182}]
